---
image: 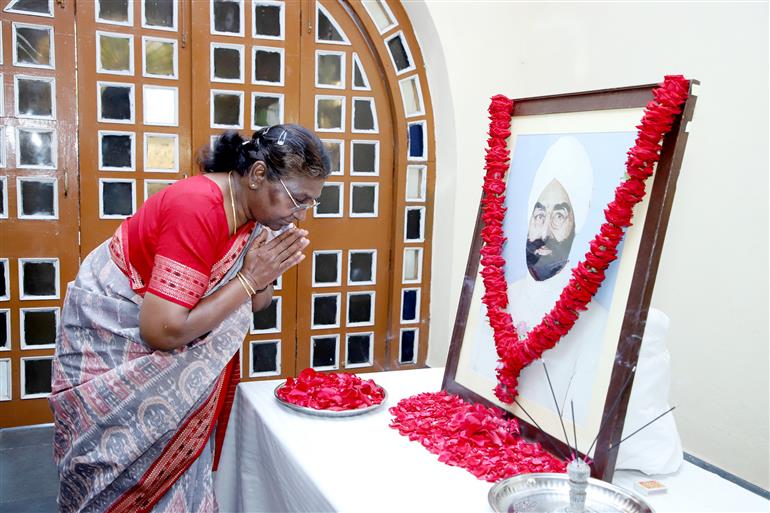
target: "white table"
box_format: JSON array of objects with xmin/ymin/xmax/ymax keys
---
[{"xmin": 214, "ymin": 368, "xmax": 769, "ymax": 513}]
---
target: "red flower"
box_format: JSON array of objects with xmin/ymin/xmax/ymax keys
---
[
  {"xmin": 390, "ymin": 392, "xmax": 566, "ymax": 481},
  {"xmin": 479, "ymin": 77, "xmax": 690, "ymax": 403},
  {"xmin": 277, "ymin": 368, "xmax": 385, "ymax": 411}
]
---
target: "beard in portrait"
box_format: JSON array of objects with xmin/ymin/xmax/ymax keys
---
[{"xmin": 506, "ymin": 136, "xmax": 609, "ymax": 423}]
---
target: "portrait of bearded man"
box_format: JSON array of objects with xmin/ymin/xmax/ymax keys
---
[{"xmin": 505, "ymin": 135, "xmax": 609, "ymax": 423}]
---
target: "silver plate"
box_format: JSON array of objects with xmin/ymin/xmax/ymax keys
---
[
  {"xmin": 488, "ymin": 473, "xmax": 653, "ymax": 513},
  {"xmin": 273, "ymin": 382, "xmax": 387, "ymax": 418}
]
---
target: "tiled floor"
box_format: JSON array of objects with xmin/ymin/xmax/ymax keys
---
[{"xmin": 0, "ymin": 425, "xmax": 59, "ymax": 513}]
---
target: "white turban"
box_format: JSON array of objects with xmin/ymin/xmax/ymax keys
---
[{"xmin": 526, "ymin": 136, "xmax": 594, "ymax": 233}]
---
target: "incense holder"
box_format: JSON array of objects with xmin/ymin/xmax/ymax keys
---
[{"xmin": 488, "ymin": 472, "xmax": 654, "ymax": 513}]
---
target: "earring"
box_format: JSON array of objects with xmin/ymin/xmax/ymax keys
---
[{"xmin": 250, "ymin": 183, "xmax": 257, "ymax": 189}]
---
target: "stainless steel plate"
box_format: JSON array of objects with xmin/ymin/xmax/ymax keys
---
[
  {"xmin": 488, "ymin": 473, "xmax": 653, "ymax": 513},
  {"xmin": 273, "ymin": 382, "xmax": 387, "ymax": 418}
]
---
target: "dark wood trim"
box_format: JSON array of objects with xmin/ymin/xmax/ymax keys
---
[{"xmin": 442, "ymin": 81, "xmax": 698, "ymax": 482}]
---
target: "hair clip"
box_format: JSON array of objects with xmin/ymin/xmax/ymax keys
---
[{"xmin": 277, "ymin": 129, "xmax": 287, "ymax": 146}]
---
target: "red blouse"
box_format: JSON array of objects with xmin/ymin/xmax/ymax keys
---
[{"xmin": 109, "ymin": 175, "xmax": 255, "ymax": 309}]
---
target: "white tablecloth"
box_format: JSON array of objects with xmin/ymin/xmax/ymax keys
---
[{"xmin": 214, "ymin": 368, "xmax": 769, "ymax": 513}]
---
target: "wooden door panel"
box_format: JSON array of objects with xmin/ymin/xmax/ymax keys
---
[
  {"xmin": 295, "ymin": 0, "xmax": 395, "ymax": 374},
  {"xmin": 0, "ymin": 0, "xmax": 80, "ymax": 427}
]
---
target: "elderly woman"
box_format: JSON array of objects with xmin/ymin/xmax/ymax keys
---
[{"xmin": 49, "ymin": 125, "xmax": 330, "ymax": 513}]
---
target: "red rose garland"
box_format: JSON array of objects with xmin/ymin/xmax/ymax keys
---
[{"xmin": 481, "ymin": 76, "xmax": 691, "ymax": 403}]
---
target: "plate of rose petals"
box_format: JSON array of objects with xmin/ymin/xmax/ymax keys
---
[{"xmin": 274, "ymin": 368, "xmax": 387, "ymax": 417}]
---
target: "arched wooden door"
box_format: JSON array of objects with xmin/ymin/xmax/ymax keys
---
[{"xmin": 1, "ymin": 0, "xmax": 434, "ymax": 427}]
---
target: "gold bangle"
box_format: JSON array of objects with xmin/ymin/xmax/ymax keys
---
[
  {"xmin": 235, "ymin": 273, "xmax": 254, "ymax": 297},
  {"xmin": 238, "ymin": 272, "xmax": 258, "ymax": 295}
]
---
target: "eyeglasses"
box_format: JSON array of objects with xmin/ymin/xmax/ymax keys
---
[{"xmin": 279, "ymin": 178, "xmax": 320, "ymax": 212}]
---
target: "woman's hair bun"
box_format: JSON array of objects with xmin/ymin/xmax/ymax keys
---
[{"xmin": 199, "ymin": 130, "xmax": 249, "ymax": 174}]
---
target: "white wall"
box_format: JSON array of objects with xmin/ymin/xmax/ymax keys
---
[{"xmin": 404, "ymin": 1, "xmax": 769, "ymax": 490}]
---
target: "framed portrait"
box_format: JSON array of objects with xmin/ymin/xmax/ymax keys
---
[{"xmin": 443, "ymin": 81, "xmax": 698, "ymax": 481}]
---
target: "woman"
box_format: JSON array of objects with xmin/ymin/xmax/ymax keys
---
[{"xmin": 49, "ymin": 125, "xmax": 330, "ymax": 513}]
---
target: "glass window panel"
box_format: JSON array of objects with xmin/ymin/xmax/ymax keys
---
[
  {"xmin": 0, "ymin": 311, "xmax": 8, "ymax": 349},
  {"xmin": 22, "ymin": 261, "xmax": 56, "ymax": 297},
  {"xmin": 406, "ymin": 165, "xmax": 426, "ymax": 201},
  {"xmin": 312, "ymin": 337, "xmax": 336, "ymax": 368},
  {"xmin": 317, "ymin": 53, "xmax": 342, "ymax": 87},
  {"xmin": 353, "ymin": 99, "xmax": 375, "ymax": 131},
  {"xmin": 144, "ymin": 39, "xmax": 175, "ymax": 77},
  {"xmin": 400, "ymin": 76, "xmax": 422, "ymax": 116},
  {"xmin": 99, "ymin": 84, "xmax": 133, "ymax": 121},
  {"xmin": 213, "ymin": 46, "xmax": 241, "ymax": 81},
  {"xmin": 316, "ymin": 98, "xmax": 343, "ymax": 130},
  {"xmin": 143, "ymin": 86, "xmax": 177, "ymax": 125},
  {"xmin": 0, "ymin": 360, "xmax": 10, "ymax": 401},
  {"xmin": 400, "ymin": 329, "xmax": 416, "ymax": 363},
  {"xmin": 322, "ymin": 141, "xmax": 342, "ymax": 174},
  {"xmin": 313, "ymin": 295, "xmax": 338, "ymax": 327},
  {"xmin": 402, "ymin": 289, "xmax": 418, "ymax": 321},
  {"xmin": 99, "ymin": 33, "xmax": 131, "ymax": 73},
  {"xmin": 22, "ymin": 309, "xmax": 57, "ymax": 346},
  {"xmin": 352, "ymin": 142, "xmax": 376, "ymax": 174},
  {"xmin": 406, "ymin": 208, "xmax": 423, "ymax": 240},
  {"xmin": 348, "ymin": 293, "xmax": 372, "ymax": 324},
  {"xmin": 254, "ymin": 4, "xmax": 281, "ymax": 37},
  {"xmin": 19, "ymin": 179, "xmax": 55, "ymax": 217},
  {"xmin": 101, "ymin": 181, "xmax": 134, "ymax": 217},
  {"xmin": 6, "ymin": 0, "xmax": 52, "ymax": 15},
  {"xmin": 316, "ymin": 184, "xmax": 341, "ymax": 215},
  {"xmin": 14, "ymin": 25, "xmax": 52, "ymax": 67},
  {"xmin": 351, "ymin": 184, "xmax": 376, "ymax": 215},
  {"xmin": 347, "ymin": 334, "xmax": 371, "ymax": 365},
  {"xmin": 252, "ymin": 95, "xmax": 281, "ymax": 127},
  {"xmin": 352, "ymin": 54, "xmax": 369, "ymax": 89},
  {"xmin": 213, "ymin": 92, "xmax": 242, "ymax": 127},
  {"xmin": 23, "ymin": 358, "xmax": 52, "ymax": 396},
  {"xmin": 253, "ymin": 48, "xmax": 281, "ymax": 83},
  {"xmin": 0, "ymin": 261, "xmax": 7, "ymax": 299},
  {"xmin": 213, "ymin": 0, "xmax": 241, "ymax": 34},
  {"xmin": 313, "ymin": 253, "xmax": 338, "ymax": 284},
  {"xmin": 101, "ymin": 133, "xmax": 133, "ymax": 169},
  {"xmin": 403, "ymin": 248, "xmax": 421, "ymax": 282},
  {"xmin": 252, "ymin": 298, "xmax": 278, "ymax": 331},
  {"xmin": 145, "ymin": 135, "xmax": 177, "ymax": 171},
  {"xmin": 387, "ymin": 35, "xmax": 411, "ymax": 72},
  {"xmin": 145, "ymin": 180, "xmax": 173, "ymax": 198},
  {"xmin": 349, "ymin": 252, "xmax": 373, "ymax": 283},
  {"xmin": 317, "ymin": 8, "xmax": 344, "ymax": 42},
  {"xmin": 408, "ymin": 122, "xmax": 424, "ymax": 158},
  {"xmin": 251, "ymin": 341, "xmax": 278, "ymax": 374},
  {"xmin": 97, "ymin": 0, "xmax": 129, "ymax": 23},
  {"xmin": 0, "ymin": 179, "xmax": 5, "ymax": 218},
  {"xmin": 363, "ymin": 1, "xmax": 394, "ymax": 32},
  {"xmin": 18, "ymin": 129, "xmax": 54, "ymax": 167},
  {"xmin": 16, "ymin": 77, "xmax": 53, "ymax": 117},
  {"xmin": 144, "ymin": 0, "xmax": 174, "ymax": 29}
]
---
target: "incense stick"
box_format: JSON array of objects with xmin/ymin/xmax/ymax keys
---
[
  {"xmin": 583, "ymin": 366, "xmax": 637, "ymax": 461},
  {"xmin": 513, "ymin": 398, "xmax": 570, "ymax": 461},
  {"xmin": 571, "ymin": 400, "xmax": 579, "ymax": 459},
  {"xmin": 607, "ymin": 406, "xmax": 677, "ymax": 453},
  {"xmin": 543, "ymin": 361, "xmax": 575, "ymax": 459}
]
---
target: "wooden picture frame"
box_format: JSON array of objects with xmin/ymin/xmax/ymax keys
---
[{"xmin": 442, "ymin": 81, "xmax": 698, "ymax": 482}]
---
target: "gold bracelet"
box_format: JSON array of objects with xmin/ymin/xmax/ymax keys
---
[
  {"xmin": 235, "ymin": 273, "xmax": 254, "ymax": 297},
  {"xmin": 238, "ymin": 272, "xmax": 258, "ymax": 295}
]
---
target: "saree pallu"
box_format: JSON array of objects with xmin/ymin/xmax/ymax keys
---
[{"xmin": 50, "ymin": 227, "xmax": 260, "ymax": 513}]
